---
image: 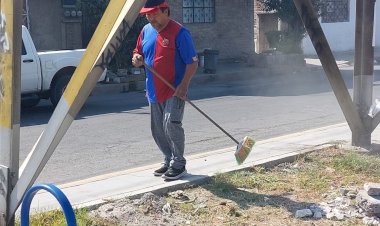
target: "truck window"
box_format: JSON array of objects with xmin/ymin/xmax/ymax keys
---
[{"xmin": 22, "ymin": 41, "xmax": 26, "ymax": 55}]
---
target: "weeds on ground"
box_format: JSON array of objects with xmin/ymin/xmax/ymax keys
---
[
  {"xmin": 19, "ymin": 147, "xmax": 380, "ymax": 225},
  {"xmin": 15, "ymin": 208, "xmax": 112, "ymax": 226}
]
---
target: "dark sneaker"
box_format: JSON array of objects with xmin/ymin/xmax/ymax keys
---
[
  {"xmin": 162, "ymin": 167, "xmax": 187, "ymax": 180},
  {"xmin": 153, "ymin": 165, "xmax": 169, "ymax": 176}
]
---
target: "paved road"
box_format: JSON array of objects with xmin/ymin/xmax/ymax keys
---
[{"xmin": 19, "ymin": 65, "xmax": 380, "ymax": 184}]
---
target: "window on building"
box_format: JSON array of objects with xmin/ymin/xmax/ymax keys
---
[
  {"xmin": 183, "ymin": 0, "xmax": 215, "ymax": 24},
  {"xmin": 321, "ymin": 0, "xmax": 350, "ymax": 23}
]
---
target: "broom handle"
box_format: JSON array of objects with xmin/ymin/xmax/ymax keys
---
[{"xmin": 143, "ymin": 62, "xmax": 239, "ymax": 144}]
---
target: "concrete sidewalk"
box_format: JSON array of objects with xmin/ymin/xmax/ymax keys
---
[{"xmin": 27, "ymin": 122, "xmax": 380, "ymax": 213}]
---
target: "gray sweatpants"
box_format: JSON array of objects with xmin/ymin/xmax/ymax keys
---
[{"xmin": 150, "ymin": 96, "xmax": 186, "ymax": 169}]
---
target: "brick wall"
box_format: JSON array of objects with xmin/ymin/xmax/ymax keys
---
[
  {"xmin": 253, "ymin": 0, "xmax": 280, "ymax": 53},
  {"xmin": 254, "ymin": 0, "xmax": 266, "ymax": 38},
  {"xmin": 28, "ymin": 0, "xmax": 255, "ymax": 59},
  {"xmin": 28, "ymin": 0, "xmax": 63, "ymax": 51},
  {"xmin": 254, "ymin": 0, "xmax": 266, "ymax": 12},
  {"xmin": 27, "ymin": 0, "xmax": 82, "ymax": 51},
  {"xmin": 168, "ymin": 0, "xmax": 254, "ymax": 59}
]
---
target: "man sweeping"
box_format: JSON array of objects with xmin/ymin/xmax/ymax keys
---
[{"xmin": 132, "ymin": 0, "xmax": 198, "ymax": 180}]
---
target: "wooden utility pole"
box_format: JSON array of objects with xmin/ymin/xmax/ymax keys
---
[
  {"xmin": 0, "ymin": 0, "xmax": 22, "ymax": 225},
  {"xmin": 352, "ymin": 0, "xmax": 376, "ymax": 148}
]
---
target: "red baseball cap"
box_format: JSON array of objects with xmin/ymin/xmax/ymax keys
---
[{"xmin": 140, "ymin": 0, "xmax": 169, "ymax": 14}]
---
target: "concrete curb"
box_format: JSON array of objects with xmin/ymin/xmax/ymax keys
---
[
  {"xmin": 24, "ymin": 121, "xmax": 361, "ymax": 216},
  {"xmin": 67, "ymin": 142, "xmax": 339, "ymax": 214},
  {"xmin": 27, "ymin": 121, "xmax": 350, "ymax": 214},
  {"xmin": 135, "ymin": 143, "xmax": 336, "ymax": 195},
  {"xmin": 25, "ymin": 142, "xmax": 335, "ymax": 215}
]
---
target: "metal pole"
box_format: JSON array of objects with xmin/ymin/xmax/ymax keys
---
[
  {"xmin": 352, "ymin": 0, "xmax": 375, "ymax": 147},
  {"xmin": 0, "ymin": 0, "xmax": 22, "ymax": 225}
]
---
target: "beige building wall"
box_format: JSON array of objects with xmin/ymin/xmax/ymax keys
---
[
  {"xmin": 27, "ymin": 0, "xmax": 82, "ymax": 51},
  {"xmin": 27, "ymin": 0, "xmax": 255, "ymax": 60}
]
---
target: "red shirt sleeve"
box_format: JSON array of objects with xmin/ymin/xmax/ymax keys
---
[{"xmin": 133, "ymin": 30, "xmax": 143, "ymax": 55}]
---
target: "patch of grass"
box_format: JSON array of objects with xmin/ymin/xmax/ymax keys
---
[
  {"xmin": 206, "ymin": 148, "xmax": 380, "ymax": 201},
  {"xmin": 332, "ymin": 151, "xmax": 380, "ymax": 177},
  {"xmin": 296, "ymin": 171, "xmax": 330, "ymax": 192},
  {"xmin": 211, "ymin": 170, "xmax": 286, "ymax": 192},
  {"xmin": 305, "ymin": 149, "xmax": 380, "ymax": 186},
  {"xmin": 179, "ymin": 202, "xmax": 194, "ymax": 213},
  {"xmin": 16, "ymin": 208, "xmax": 114, "ymax": 226}
]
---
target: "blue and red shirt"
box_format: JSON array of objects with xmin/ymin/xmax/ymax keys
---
[{"xmin": 134, "ymin": 20, "xmax": 197, "ymax": 103}]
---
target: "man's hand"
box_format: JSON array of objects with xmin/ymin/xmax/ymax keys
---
[
  {"xmin": 174, "ymin": 82, "xmax": 189, "ymax": 100},
  {"xmin": 174, "ymin": 61, "xmax": 197, "ymax": 100},
  {"xmin": 132, "ymin": 54, "xmax": 144, "ymax": 67}
]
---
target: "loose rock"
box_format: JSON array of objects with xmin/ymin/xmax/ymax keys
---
[{"xmin": 295, "ymin": 209, "xmax": 313, "ymax": 218}]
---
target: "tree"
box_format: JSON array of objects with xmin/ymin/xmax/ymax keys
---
[{"xmin": 260, "ymin": 0, "xmax": 321, "ymax": 54}]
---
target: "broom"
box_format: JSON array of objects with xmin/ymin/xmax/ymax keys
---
[{"xmin": 142, "ymin": 61, "xmax": 255, "ymax": 164}]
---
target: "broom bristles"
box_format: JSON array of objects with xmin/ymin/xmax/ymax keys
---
[{"xmin": 234, "ymin": 136, "xmax": 255, "ymax": 164}]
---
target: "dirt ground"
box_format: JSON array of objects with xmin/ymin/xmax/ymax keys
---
[{"xmin": 90, "ymin": 147, "xmax": 380, "ymax": 226}]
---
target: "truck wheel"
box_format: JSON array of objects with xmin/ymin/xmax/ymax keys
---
[{"xmin": 50, "ymin": 74, "xmax": 72, "ymax": 106}]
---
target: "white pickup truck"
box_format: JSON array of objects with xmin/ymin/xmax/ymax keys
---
[{"xmin": 21, "ymin": 25, "xmax": 105, "ymax": 107}]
